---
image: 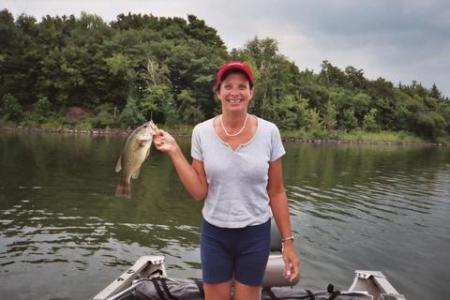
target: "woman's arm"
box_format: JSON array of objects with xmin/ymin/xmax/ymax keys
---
[
  {"xmin": 267, "ymin": 158, "xmax": 301, "ymax": 282},
  {"xmin": 153, "ymin": 129, "xmax": 208, "ymax": 201}
]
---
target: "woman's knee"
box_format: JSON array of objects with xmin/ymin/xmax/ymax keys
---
[
  {"xmin": 233, "ymin": 280, "xmax": 262, "ymax": 300},
  {"xmin": 203, "ymin": 281, "xmax": 232, "ymax": 300}
]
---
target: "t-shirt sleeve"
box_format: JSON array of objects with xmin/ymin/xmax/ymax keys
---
[
  {"xmin": 270, "ymin": 125, "xmax": 286, "ymax": 161},
  {"xmin": 191, "ymin": 125, "xmax": 203, "ymax": 161}
]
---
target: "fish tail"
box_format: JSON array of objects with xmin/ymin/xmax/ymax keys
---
[{"xmin": 115, "ymin": 181, "xmax": 131, "ymax": 198}]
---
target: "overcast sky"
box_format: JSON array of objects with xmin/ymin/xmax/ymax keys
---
[{"xmin": 4, "ymin": 0, "xmax": 450, "ymax": 97}]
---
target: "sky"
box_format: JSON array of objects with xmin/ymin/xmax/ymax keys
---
[{"xmin": 3, "ymin": 0, "xmax": 450, "ymax": 97}]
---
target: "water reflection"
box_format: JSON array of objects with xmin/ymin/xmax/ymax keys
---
[
  {"xmin": 0, "ymin": 133, "xmax": 449, "ymax": 300},
  {"xmin": 283, "ymin": 144, "xmax": 450, "ymax": 299}
]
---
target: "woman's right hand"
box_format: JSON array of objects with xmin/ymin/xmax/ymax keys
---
[{"xmin": 153, "ymin": 129, "xmax": 179, "ymax": 155}]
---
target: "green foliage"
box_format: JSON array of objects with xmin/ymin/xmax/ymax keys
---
[
  {"xmin": 323, "ymin": 101, "xmax": 337, "ymax": 131},
  {"xmin": 119, "ymin": 96, "xmax": 145, "ymax": 128},
  {"xmin": 414, "ymin": 111, "xmax": 447, "ymax": 140},
  {"xmin": 93, "ymin": 103, "xmax": 118, "ymax": 128},
  {"xmin": 140, "ymin": 83, "xmax": 176, "ymax": 123},
  {"xmin": 339, "ymin": 130, "xmax": 426, "ymax": 144},
  {"xmin": 341, "ymin": 108, "xmax": 358, "ymax": 130},
  {"xmin": 320, "ymin": 60, "xmax": 347, "ymax": 86},
  {"xmin": 1, "ymin": 93, "xmax": 23, "ymax": 121},
  {"xmin": 176, "ymin": 89, "xmax": 205, "ymax": 124},
  {"xmin": 306, "ymin": 108, "xmax": 325, "ymax": 137},
  {"xmin": 35, "ymin": 95, "xmax": 52, "ymax": 117},
  {"xmin": 362, "ymin": 108, "xmax": 379, "ymax": 131},
  {"xmin": 105, "ymin": 53, "xmax": 136, "ymax": 80},
  {"xmin": 74, "ymin": 118, "xmax": 94, "ymax": 130},
  {"xmin": 294, "ymin": 97, "xmax": 312, "ymax": 129},
  {"xmin": 0, "ymin": 9, "xmax": 449, "ymax": 142}
]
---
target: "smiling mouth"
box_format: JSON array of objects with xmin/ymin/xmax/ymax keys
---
[{"xmin": 227, "ymin": 98, "xmax": 243, "ymax": 104}]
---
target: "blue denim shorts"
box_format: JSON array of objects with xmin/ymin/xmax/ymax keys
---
[{"xmin": 200, "ymin": 218, "xmax": 271, "ymax": 286}]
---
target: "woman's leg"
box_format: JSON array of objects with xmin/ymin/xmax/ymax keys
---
[
  {"xmin": 234, "ymin": 281, "xmax": 261, "ymax": 300},
  {"xmin": 203, "ymin": 281, "xmax": 232, "ymax": 300},
  {"xmin": 201, "ymin": 219, "xmax": 234, "ymax": 299},
  {"xmin": 234, "ymin": 220, "xmax": 271, "ymax": 285}
]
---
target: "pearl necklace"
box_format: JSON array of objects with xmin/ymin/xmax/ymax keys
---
[{"xmin": 220, "ymin": 114, "xmax": 249, "ymax": 137}]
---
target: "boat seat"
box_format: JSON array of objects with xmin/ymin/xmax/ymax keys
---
[{"xmin": 261, "ymin": 219, "xmax": 299, "ymax": 287}]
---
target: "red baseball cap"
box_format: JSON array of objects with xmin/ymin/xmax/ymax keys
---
[{"xmin": 215, "ymin": 61, "xmax": 254, "ymax": 89}]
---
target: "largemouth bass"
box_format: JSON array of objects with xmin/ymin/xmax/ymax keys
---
[{"xmin": 115, "ymin": 120, "xmax": 159, "ymax": 198}]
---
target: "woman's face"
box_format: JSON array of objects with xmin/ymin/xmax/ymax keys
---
[{"xmin": 216, "ymin": 73, "xmax": 254, "ymax": 113}]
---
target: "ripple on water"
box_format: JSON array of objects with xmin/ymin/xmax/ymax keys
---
[
  {"xmin": 0, "ymin": 200, "xmax": 203, "ymax": 278},
  {"xmin": 289, "ymin": 166, "xmax": 449, "ymax": 221}
]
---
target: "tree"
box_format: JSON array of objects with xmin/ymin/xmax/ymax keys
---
[
  {"xmin": 345, "ymin": 66, "xmax": 367, "ymax": 89},
  {"xmin": 306, "ymin": 108, "xmax": 323, "ymax": 136},
  {"xmin": 34, "ymin": 95, "xmax": 52, "ymax": 122},
  {"xmin": 176, "ymin": 89, "xmax": 204, "ymax": 124},
  {"xmin": 119, "ymin": 96, "xmax": 144, "ymax": 127},
  {"xmin": 0, "ymin": 9, "xmax": 448, "ymax": 140},
  {"xmin": 186, "ymin": 15, "xmax": 225, "ymax": 48},
  {"xmin": 341, "ymin": 108, "xmax": 358, "ymax": 130},
  {"xmin": 319, "ymin": 60, "xmax": 346, "ymax": 86},
  {"xmin": 430, "ymin": 83, "xmax": 441, "ymax": 100},
  {"xmin": 231, "ymin": 37, "xmax": 301, "ymax": 122},
  {"xmin": 362, "ymin": 108, "xmax": 379, "ymax": 131},
  {"xmin": 140, "ymin": 84, "xmax": 175, "ymax": 123},
  {"xmin": 323, "ymin": 101, "xmax": 337, "ymax": 131},
  {"xmin": 1, "ymin": 93, "xmax": 23, "ymax": 121}
]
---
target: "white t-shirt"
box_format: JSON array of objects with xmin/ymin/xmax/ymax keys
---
[{"xmin": 191, "ymin": 116, "xmax": 285, "ymax": 228}]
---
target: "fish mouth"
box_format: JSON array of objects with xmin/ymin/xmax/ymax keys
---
[{"xmin": 142, "ymin": 120, "xmax": 159, "ymax": 132}]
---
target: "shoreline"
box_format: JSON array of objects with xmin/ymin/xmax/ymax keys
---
[
  {"xmin": 0, "ymin": 126, "xmax": 131, "ymax": 136},
  {"xmin": 0, "ymin": 126, "xmax": 446, "ymax": 147},
  {"xmin": 0, "ymin": 126, "xmax": 193, "ymax": 138}
]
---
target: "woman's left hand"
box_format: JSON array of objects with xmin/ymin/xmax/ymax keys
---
[{"xmin": 282, "ymin": 241, "xmax": 301, "ymax": 282}]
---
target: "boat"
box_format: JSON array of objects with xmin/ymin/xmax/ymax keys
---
[{"xmin": 93, "ymin": 221, "xmax": 406, "ymax": 300}]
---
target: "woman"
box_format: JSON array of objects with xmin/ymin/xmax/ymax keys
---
[{"xmin": 153, "ymin": 61, "xmax": 300, "ymax": 300}]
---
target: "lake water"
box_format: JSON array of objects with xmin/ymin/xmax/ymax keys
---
[{"xmin": 0, "ymin": 132, "xmax": 449, "ymax": 300}]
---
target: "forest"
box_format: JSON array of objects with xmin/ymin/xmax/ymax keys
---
[{"xmin": 1, "ymin": 9, "xmax": 449, "ymax": 142}]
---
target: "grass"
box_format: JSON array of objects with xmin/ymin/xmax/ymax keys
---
[
  {"xmin": 338, "ymin": 130, "xmax": 428, "ymax": 144},
  {"xmin": 280, "ymin": 129, "xmax": 442, "ymax": 145}
]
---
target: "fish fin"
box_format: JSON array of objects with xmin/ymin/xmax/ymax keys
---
[
  {"xmin": 132, "ymin": 169, "xmax": 140, "ymax": 179},
  {"xmin": 115, "ymin": 181, "xmax": 131, "ymax": 198},
  {"xmin": 145, "ymin": 146, "xmax": 151, "ymax": 160},
  {"xmin": 138, "ymin": 139, "xmax": 148, "ymax": 147},
  {"xmin": 115, "ymin": 155, "xmax": 122, "ymax": 173}
]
